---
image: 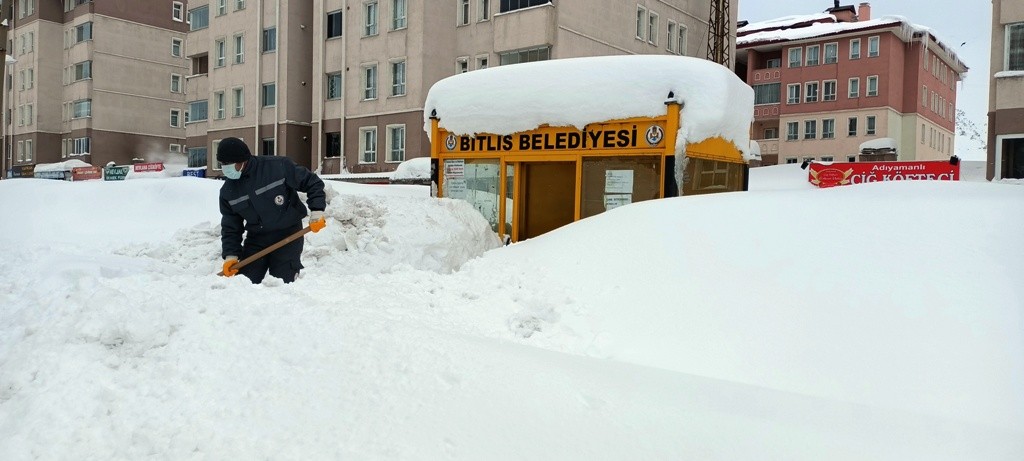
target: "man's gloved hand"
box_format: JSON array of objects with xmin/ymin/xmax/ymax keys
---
[
  {"xmin": 222, "ymin": 256, "xmax": 239, "ymax": 277},
  {"xmin": 309, "ymin": 210, "xmax": 326, "ymax": 233}
]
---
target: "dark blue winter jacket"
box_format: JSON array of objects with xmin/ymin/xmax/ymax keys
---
[{"xmin": 219, "ymin": 156, "xmax": 326, "ymax": 258}]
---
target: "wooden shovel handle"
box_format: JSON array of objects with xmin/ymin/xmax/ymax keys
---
[{"xmin": 218, "ymin": 225, "xmax": 313, "ymax": 276}]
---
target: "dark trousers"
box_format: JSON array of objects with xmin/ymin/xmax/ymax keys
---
[{"xmin": 238, "ymin": 224, "xmax": 304, "ymax": 284}]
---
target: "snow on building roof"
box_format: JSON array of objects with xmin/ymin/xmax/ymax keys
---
[
  {"xmin": 747, "ymin": 140, "xmax": 762, "ymax": 162},
  {"xmin": 738, "ymin": 13, "xmax": 836, "ymax": 34},
  {"xmin": 859, "ymin": 137, "xmax": 898, "ymax": 151},
  {"xmin": 424, "ymin": 55, "xmax": 753, "ymax": 157},
  {"xmin": 33, "ymin": 159, "xmax": 92, "ymax": 173},
  {"xmin": 738, "ymin": 15, "xmax": 966, "ymax": 73}
]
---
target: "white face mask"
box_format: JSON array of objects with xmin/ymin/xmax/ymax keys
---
[{"xmin": 223, "ymin": 162, "xmax": 242, "ymax": 180}]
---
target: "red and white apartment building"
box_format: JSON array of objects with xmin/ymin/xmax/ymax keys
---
[{"xmin": 737, "ymin": 2, "xmax": 967, "ymax": 165}]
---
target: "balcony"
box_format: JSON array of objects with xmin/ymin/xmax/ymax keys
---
[{"xmin": 492, "ymin": 4, "xmax": 555, "ymax": 53}]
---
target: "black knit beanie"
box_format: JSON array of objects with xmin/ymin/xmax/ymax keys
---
[{"xmin": 216, "ymin": 137, "xmax": 252, "ymax": 164}]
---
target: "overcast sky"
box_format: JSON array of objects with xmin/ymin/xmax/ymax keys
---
[{"xmin": 737, "ymin": 0, "xmax": 992, "ymax": 159}]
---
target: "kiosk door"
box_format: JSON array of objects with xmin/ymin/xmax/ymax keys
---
[{"xmin": 517, "ymin": 161, "xmax": 576, "ymax": 240}]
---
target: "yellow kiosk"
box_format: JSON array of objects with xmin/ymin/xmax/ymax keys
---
[{"xmin": 426, "ymin": 56, "xmax": 753, "ymax": 243}]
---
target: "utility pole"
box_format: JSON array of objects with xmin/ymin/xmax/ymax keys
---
[{"xmin": 706, "ymin": 0, "xmax": 731, "ymax": 67}]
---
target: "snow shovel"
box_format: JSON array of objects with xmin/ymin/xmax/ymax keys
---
[{"xmin": 217, "ymin": 225, "xmax": 312, "ymax": 276}]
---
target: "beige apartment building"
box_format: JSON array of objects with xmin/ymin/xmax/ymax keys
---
[
  {"xmin": 2, "ymin": 1, "xmax": 728, "ymax": 178},
  {"xmin": 988, "ymin": 0, "xmax": 1024, "ymax": 180},
  {"xmin": 228, "ymin": 0, "xmax": 725, "ymax": 176},
  {"xmin": 3, "ymin": 0, "xmax": 189, "ymax": 178}
]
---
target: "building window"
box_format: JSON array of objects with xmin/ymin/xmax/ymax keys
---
[
  {"xmin": 172, "ymin": 38, "xmax": 183, "ymax": 57},
  {"xmin": 477, "ymin": 55, "xmax": 489, "ymax": 69},
  {"xmin": 233, "ymin": 34, "xmax": 244, "ymax": 64},
  {"xmin": 764, "ymin": 127, "xmax": 778, "ymax": 139},
  {"xmin": 233, "ymin": 87, "xmax": 244, "ymax": 117},
  {"xmin": 456, "ymin": 57, "xmax": 469, "ymax": 73},
  {"xmin": 499, "ymin": 46, "xmax": 550, "ymax": 65},
  {"xmin": 236, "ymin": 0, "xmax": 245, "ymax": 10},
  {"xmin": 499, "ymin": 0, "xmax": 548, "ymax": 13},
  {"xmin": 922, "ymin": 85, "xmax": 928, "ymax": 107},
  {"xmin": 867, "ymin": 75, "xmax": 878, "ymax": 96},
  {"xmin": 667, "ymin": 21, "xmax": 677, "ymax": 53},
  {"xmin": 391, "ymin": 60, "xmax": 406, "ymax": 96},
  {"xmin": 648, "ymin": 12, "xmax": 659, "ymax": 46},
  {"xmin": 788, "ymin": 47, "xmax": 802, "ymax": 67},
  {"xmin": 478, "ymin": 0, "xmax": 489, "ymax": 21},
  {"xmin": 25, "ymin": 140, "xmax": 34, "ymax": 162},
  {"xmin": 822, "ymin": 119, "xmax": 835, "ymax": 139},
  {"xmin": 921, "ymin": 123, "xmax": 926, "ymax": 144},
  {"xmin": 821, "ymin": 156, "xmax": 833, "ymax": 162},
  {"xmin": 766, "ymin": 58, "xmax": 781, "ymax": 68},
  {"xmin": 214, "ymin": 91, "xmax": 226, "ymax": 119},
  {"xmin": 187, "ymin": 147, "xmax": 208, "ymax": 167},
  {"xmin": 359, "ymin": 127, "xmax": 377, "ymax": 163},
  {"xmin": 327, "ymin": 10, "xmax": 343, "ymax": 38},
  {"xmin": 262, "ymin": 138, "xmax": 275, "ymax": 156},
  {"xmin": 786, "ymin": 121, "xmax": 798, "ymax": 141},
  {"xmin": 362, "ymin": 64, "xmax": 378, "ymax": 99},
  {"xmin": 848, "ymin": 117, "xmax": 857, "ymax": 136},
  {"xmin": 458, "ymin": 0, "xmax": 470, "ymax": 26},
  {"xmin": 263, "ymin": 28, "xmax": 277, "ymax": 52},
  {"xmin": 364, "ymin": 1, "xmax": 379, "ymax": 36},
  {"xmin": 804, "ymin": 120, "xmax": 817, "ymax": 139},
  {"xmin": 325, "ymin": 132, "xmax": 342, "ymax": 158},
  {"xmin": 189, "ymin": 5, "xmax": 209, "ymax": 30},
  {"xmin": 72, "ymin": 22, "xmax": 93, "ymax": 44},
  {"xmin": 387, "ymin": 125, "xmax": 406, "ymax": 162},
  {"xmin": 677, "ymin": 25, "xmax": 687, "ymax": 55},
  {"xmin": 72, "ymin": 99, "xmax": 92, "ymax": 118},
  {"xmin": 262, "ymin": 83, "xmax": 276, "ymax": 107},
  {"xmin": 170, "ymin": 109, "xmax": 182, "ymax": 127},
  {"xmin": 824, "ymin": 42, "xmax": 838, "ymax": 64},
  {"xmin": 327, "ymin": 73, "xmax": 342, "ymax": 99},
  {"xmin": 823, "ymin": 80, "xmax": 836, "ymax": 101},
  {"xmin": 785, "ymin": 157, "xmax": 798, "ymax": 164},
  {"xmin": 172, "ymin": 1, "xmax": 184, "ymax": 21},
  {"xmin": 805, "ymin": 82, "xmax": 819, "ymax": 103},
  {"xmin": 847, "ymin": 155, "xmax": 856, "ymax": 162},
  {"xmin": 866, "ymin": 115, "xmax": 876, "ymax": 135},
  {"xmin": 636, "ymin": 5, "xmax": 646, "ymax": 40},
  {"xmin": 849, "ymin": 38, "xmax": 861, "ymax": 59},
  {"xmin": 393, "ymin": 0, "xmax": 407, "ymax": 29},
  {"xmin": 215, "ymin": 39, "xmax": 226, "ymax": 67},
  {"xmin": 26, "ymin": 105, "xmax": 33, "ymax": 125},
  {"xmin": 848, "ymin": 77, "xmax": 859, "ymax": 98},
  {"xmin": 192, "ymin": 54, "xmax": 209, "ymax": 74},
  {"xmin": 171, "ymin": 74, "xmax": 182, "ymax": 93},
  {"xmin": 786, "ymin": 83, "xmax": 800, "ymax": 104},
  {"xmin": 1007, "ymin": 23, "xmax": 1024, "ymax": 71},
  {"xmin": 216, "ymin": 0, "xmax": 226, "ymax": 16},
  {"xmin": 188, "ymin": 100, "xmax": 208, "ymax": 121},
  {"xmin": 868, "ymin": 36, "xmax": 879, "ymax": 57},
  {"xmin": 805, "ymin": 45, "xmax": 820, "ymax": 66},
  {"xmin": 752, "ymin": 83, "xmax": 780, "ymax": 105}
]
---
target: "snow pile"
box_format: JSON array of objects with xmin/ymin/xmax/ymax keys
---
[
  {"xmin": 738, "ymin": 13, "xmax": 836, "ymax": 33},
  {"xmin": 860, "ymin": 137, "xmax": 899, "ymax": 151},
  {"xmin": 391, "ymin": 157, "xmax": 431, "ymax": 180},
  {"xmin": 424, "ymin": 55, "xmax": 753, "ymax": 158},
  {"xmin": 33, "ymin": 159, "xmax": 92, "ymax": 173},
  {"xmin": 1, "ymin": 175, "xmax": 1023, "ymax": 459}
]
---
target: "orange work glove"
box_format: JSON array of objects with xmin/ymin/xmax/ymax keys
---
[
  {"xmin": 309, "ymin": 210, "xmax": 326, "ymax": 233},
  {"xmin": 222, "ymin": 256, "xmax": 239, "ymax": 277}
]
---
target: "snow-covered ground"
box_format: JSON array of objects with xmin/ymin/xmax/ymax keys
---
[{"xmin": 1, "ymin": 167, "xmax": 1022, "ymax": 460}]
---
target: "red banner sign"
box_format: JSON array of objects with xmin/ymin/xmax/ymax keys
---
[
  {"xmin": 809, "ymin": 161, "xmax": 960, "ymax": 188},
  {"xmin": 133, "ymin": 162, "xmax": 164, "ymax": 173},
  {"xmin": 71, "ymin": 166, "xmax": 102, "ymax": 181}
]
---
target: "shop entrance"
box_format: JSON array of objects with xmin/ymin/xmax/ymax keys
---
[{"xmin": 517, "ymin": 161, "xmax": 576, "ymax": 240}]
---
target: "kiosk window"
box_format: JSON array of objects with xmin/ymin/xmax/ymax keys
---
[
  {"xmin": 683, "ymin": 158, "xmax": 743, "ymax": 195},
  {"xmin": 443, "ymin": 158, "xmax": 500, "ymax": 231},
  {"xmin": 580, "ymin": 156, "xmax": 661, "ymax": 219}
]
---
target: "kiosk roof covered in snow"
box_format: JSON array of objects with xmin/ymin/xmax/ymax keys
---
[{"xmin": 423, "ymin": 55, "xmax": 754, "ymax": 155}]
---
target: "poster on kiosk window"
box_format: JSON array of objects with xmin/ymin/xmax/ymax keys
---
[{"xmin": 808, "ymin": 160, "xmax": 960, "ymax": 188}]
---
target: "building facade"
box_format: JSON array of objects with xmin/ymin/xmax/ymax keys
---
[
  {"xmin": 305, "ymin": 0, "xmax": 728, "ymax": 175},
  {"xmin": 737, "ymin": 2, "xmax": 967, "ymax": 166},
  {"xmin": 3, "ymin": 0, "xmax": 189, "ymax": 177},
  {"xmin": 2, "ymin": 0, "xmax": 731, "ymax": 178},
  {"xmin": 988, "ymin": 0, "xmax": 1024, "ymax": 180}
]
